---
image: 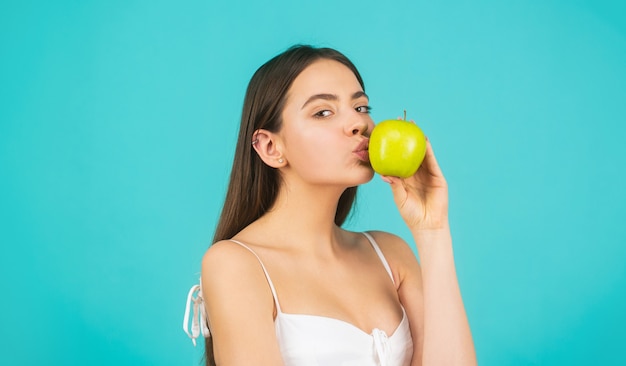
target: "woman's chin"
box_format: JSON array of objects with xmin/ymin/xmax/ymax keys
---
[{"xmin": 354, "ymin": 169, "xmax": 375, "ymax": 185}]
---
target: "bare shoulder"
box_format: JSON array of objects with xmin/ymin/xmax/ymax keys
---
[
  {"xmin": 365, "ymin": 231, "xmax": 421, "ymax": 285},
  {"xmin": 201, "ymin": 240, "xmax": 271, "ymax": 299},
  {"xmin": 366, "ymin": 231, "xmax": 418, "ymax": 263},
  {"xmin": 200, "ymin": 240, "xmax": 275, "ymax": 321},
  {"xmin": 200, "ymin": 240, "xmax": 281, "ymax": 363},
  {"xmin": 202, "ymin": 239, "xmax": 262, "ymax": 276}
]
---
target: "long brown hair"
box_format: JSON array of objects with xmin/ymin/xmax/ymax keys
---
[{"xmin": 204, "ymin": 44, "xmax": 366, "ymax": 365}]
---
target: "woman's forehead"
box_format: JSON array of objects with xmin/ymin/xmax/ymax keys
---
[{"xmin": 287, "ymin": 59, "xmax": 363, "ymax": 104}]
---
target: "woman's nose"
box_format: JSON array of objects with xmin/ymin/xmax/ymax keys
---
[{"xmin": 346, "ymin": 116, "xmax": 369, "ymax": 136}]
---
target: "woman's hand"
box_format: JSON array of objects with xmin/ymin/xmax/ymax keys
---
[{"xmin": 382, "ymin": 137, "xmax": 449, "ymax": 230}]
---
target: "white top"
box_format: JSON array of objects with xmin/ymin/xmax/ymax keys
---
[{"xmin": 183, "ymin": 232, "xmax": 413, "ymax": 366}]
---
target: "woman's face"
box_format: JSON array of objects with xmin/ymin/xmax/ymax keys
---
[{"xmin": 278, "ymin": 59, "xmax": 376, "ymax": 188}]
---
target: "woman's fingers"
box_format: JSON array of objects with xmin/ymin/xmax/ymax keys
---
[{"xmin": 421, "ymin": 138, "xmax": 443, "ymax": 177}]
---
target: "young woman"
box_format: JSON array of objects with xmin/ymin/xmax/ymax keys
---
[{"xmin": 184, "ymin": 45, "xmax": 476, "ymax": 366}]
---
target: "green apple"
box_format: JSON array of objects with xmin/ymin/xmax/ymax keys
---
[{"xmin": 369, "ymin": 117, "xmax": 427, "ymax": 178}]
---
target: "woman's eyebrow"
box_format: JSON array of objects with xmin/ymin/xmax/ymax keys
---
[
  {"xmin": 352, "ymin": 91, "xmax": 369, "ymax": 101},
  {"xmin": 301, "ymin": 93, "xmax": 337, "ymax": 109},
  {"xmin": 301, "ymin": 91, "xmax": 369, "ymax": 110}
]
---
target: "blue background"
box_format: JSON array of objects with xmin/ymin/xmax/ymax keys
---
[{"xmin": 1, "ymin": 0, "xmax": 625, "ymax": 365}]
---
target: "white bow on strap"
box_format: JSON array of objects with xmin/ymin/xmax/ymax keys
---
[{"xmin": 183, "ymin": 284, "xmax": 210, "ymax": 346}]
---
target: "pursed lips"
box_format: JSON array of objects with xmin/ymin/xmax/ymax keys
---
[{"xmin": 353, "ymin": 138, "xmax": 370, "ymax": 162}]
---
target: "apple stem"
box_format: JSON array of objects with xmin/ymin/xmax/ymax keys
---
[{"xmin": 403, "ymin": 110, "xmax": 407, "ymax": 121}]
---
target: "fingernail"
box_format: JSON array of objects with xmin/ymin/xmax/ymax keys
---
[{"xmin": 381, "ymin": 176, "xmax": 392, "ymax": 184}]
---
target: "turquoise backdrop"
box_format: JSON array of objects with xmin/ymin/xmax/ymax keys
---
[{"xmin": 1, "ymin": 0, "xmax": 625, "ymax": 365}]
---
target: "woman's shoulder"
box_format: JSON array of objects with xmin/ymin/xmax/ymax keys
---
[
  {"xmin": 364, "ymin": 230, "xmax": 415, "ymax": 257},
  {"xmin": 362, "ymin": 230, "xmax": 421, "ymax": 284},
  {"xmin": 201, "ymin": 239, "xmax": 271, "ymax": 296},
  {"xmin": 202, "ymin": 239, "xmax": 263, "ymax": 275},
  {"xmin": 200, "ymin": 239, "xmax": 277, "ymax": 320}
]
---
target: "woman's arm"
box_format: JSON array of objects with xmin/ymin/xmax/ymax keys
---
[
  {"xmin": 410, "ymin": 225, "xmax": 475, "ymax": 365},
  {"xmin": 383, "ymin": 138, "xmax": 477, "ymax": 366},
  {"xmin": 201, "ymin": 241, "xmax": 285, "ymax": 366}
]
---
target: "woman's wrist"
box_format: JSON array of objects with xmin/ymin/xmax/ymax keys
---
[
  {"xmin": 410, "ymin": 221, "xmax": 453, "ymax": 257},
  {"xmin": 408, "ymin": 217, "xmax": 450, "ymax": 233}
]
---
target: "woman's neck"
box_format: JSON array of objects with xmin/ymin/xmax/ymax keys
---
[{"xmin": 251, "ymin": 182, "xmax": 350, "ymax": 255}]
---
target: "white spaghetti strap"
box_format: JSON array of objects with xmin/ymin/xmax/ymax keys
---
[
  {"xmin": 362, "ymin": 232, "xmax": 396, "ymax": 286},
  {"xmin": 229, "ymin": 239, "xmax": 282, "ymax": 313}
]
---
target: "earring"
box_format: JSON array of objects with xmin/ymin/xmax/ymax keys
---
[
  {"xmin": 278, "ymin": 158, "xmax": 284, "ymax": 163},
  {"xmin": 251, "ymin": 139, "xmax": 259, "ymax": 145}
]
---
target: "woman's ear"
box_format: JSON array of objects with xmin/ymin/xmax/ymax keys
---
[{"xmin": 251, "ymin": 129, "xmax": 287, "ymax": 168}]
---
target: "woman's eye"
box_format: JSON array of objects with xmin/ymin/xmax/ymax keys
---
[
  {"xmin": 356, "ymin": 106, "xmax": 372, "ymax": 114},
  {"xmin": 314, "ymin": 110, "xmax": 332, "ymax": 118}
]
